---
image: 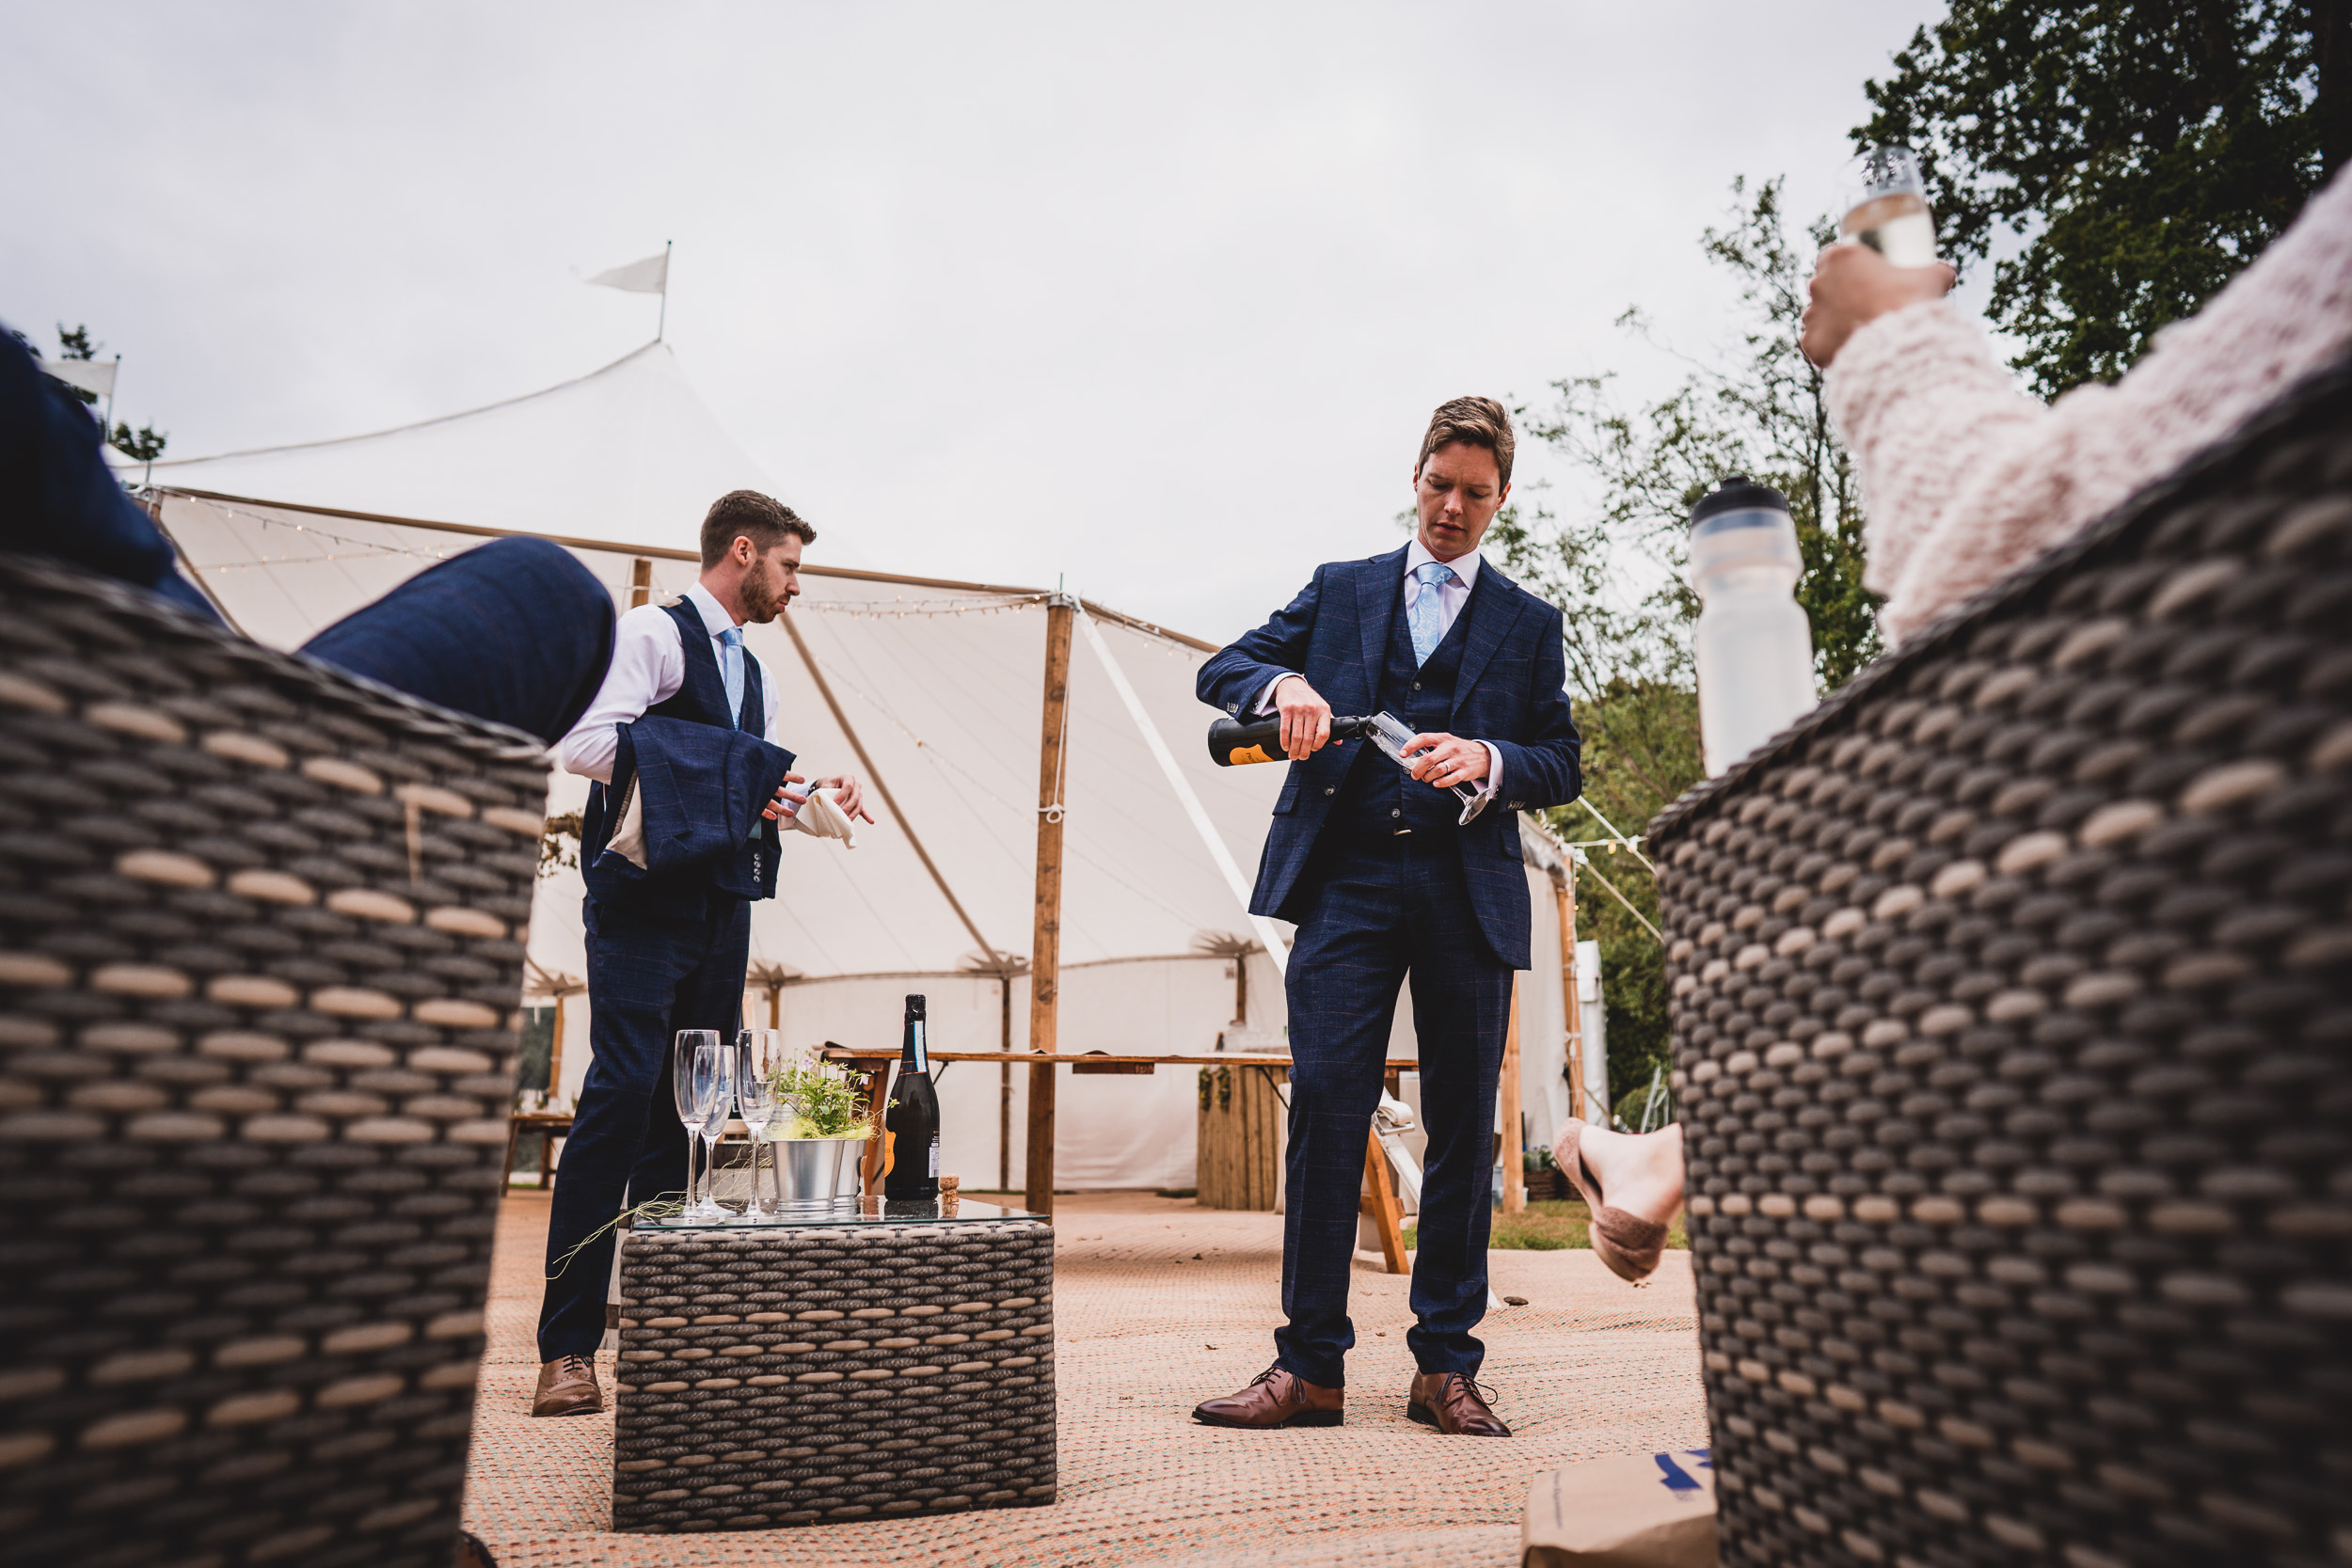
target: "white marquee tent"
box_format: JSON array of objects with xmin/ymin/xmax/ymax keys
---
[{"xmin": 125, "ymin": 343, "xmax": 1591, "ymax": 1191}]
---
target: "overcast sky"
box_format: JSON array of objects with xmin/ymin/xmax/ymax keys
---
[{"xmin": 5, "ymin": 2, "xmax": 1947, "ymax": 641}]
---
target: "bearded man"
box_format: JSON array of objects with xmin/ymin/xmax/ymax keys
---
[
  {"xmin": 531, "ymin": 490, "xmax": 867, "ymax": 1417},
  {"xmin": 1190, "ymin": 398, "xmax": 1582, "ymax": 1437}
]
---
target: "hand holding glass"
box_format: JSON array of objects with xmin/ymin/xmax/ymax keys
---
[
  {"xmin": 1836, "ymin": 147, "xmax": 1939, "ymax": 268},
  {"xmin": 1369, "ymin": 711, "xmax": 1489, "ymax": 825}
]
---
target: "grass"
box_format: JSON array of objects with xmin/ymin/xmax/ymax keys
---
[{"xmin": 1404, "ymin": 1197, "xmax": 1689, "ymax": 1253}]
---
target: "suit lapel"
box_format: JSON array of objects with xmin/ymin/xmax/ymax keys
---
[
  {"xmin": 1450, "ymin": 562, "xmax": 1527, "ymax": 719},
  {"xmin": 1355, "ymin": 546, "xmax": 1408, "ymax": 699}
]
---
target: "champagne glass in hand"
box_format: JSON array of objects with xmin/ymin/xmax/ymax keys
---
[
  {"xmin": 1836, "ymin": 146, "xmax": 1938, "ymax": 267},
  {"xmin": 672, "ymin": 1030, "xmax": 721, "ymax": 1214}
]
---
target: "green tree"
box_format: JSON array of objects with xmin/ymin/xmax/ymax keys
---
[
  {"xmin": 54, "ymin": 323, "xmax": 101, "ymax": 405},
  {"xmin": 1858, "ymin": 0, "xmax": 2348, "ymax": 397}
]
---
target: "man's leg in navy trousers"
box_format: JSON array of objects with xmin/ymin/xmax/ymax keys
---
[
  {"xmin": 538, "ymin": 902, "xmax": 712, "ymax": 1361},
  {"xmin": 1400, "ymin": 848, "xmax": 1514, "ymax": 1377},
  {"xmin": 1274, "ymin": 844, "xmax": 1409, "ymax": 1389}
]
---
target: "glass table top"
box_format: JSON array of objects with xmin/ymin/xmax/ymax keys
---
[{"xmin": 634, "ymin": 1195, "xmax": 1044, "ymax": 1231}]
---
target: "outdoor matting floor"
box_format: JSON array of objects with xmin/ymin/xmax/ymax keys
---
[{"xmin": 464, "ymin": 1190, "xmax": 1707, "ymax": 1567}]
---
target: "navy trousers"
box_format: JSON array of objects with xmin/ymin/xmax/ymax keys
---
[
  {"xmin": 1276, "ymin": 835, "xmax": 1515, "ymax": 1388},
  {"xmin": 537, "ymin": 895, "xmax": 751, "ymax": 1360}
]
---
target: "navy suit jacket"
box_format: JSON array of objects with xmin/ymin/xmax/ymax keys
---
[
  {"xmin": 594, "ymin": 717, "xmax": 791, "ymax": 905},
  {"xmin": 1199, "ymin": 546, "xmax": 1581, "ymax": 969}
]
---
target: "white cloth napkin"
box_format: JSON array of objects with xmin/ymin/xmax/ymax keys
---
[{"xmin": 787, "ymin": 786, "xmax": 859, "ymax": 848}]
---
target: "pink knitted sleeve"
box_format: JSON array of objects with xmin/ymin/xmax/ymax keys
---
[{"xmin": 1826, "ymin": 161, "xmax": 2352, "ymax": 645}]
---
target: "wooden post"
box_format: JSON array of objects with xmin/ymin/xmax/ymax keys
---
[
  {"xmin": 1024, "ymin": 597, "xmax": 1075, "ymax": 1218},
  {"xmin": 548, "ymin": 992, "xmax": 566, "ymax": 1108},
  {"xmin": 1501, "ymin": 974, "xmax": 1525, "ymax": 1213},
  {"xmin": 629, "ymin": 556, "xmax": 653, "ymax": 608},
  {"xmin": 861, "ymin": 1065, "xmax": 891, "ymax": 1193},
  {"xmin": 1559, "ymin": 874, "xmax": 1586, "ymax": 1123},
  {"xmin": 1361, "ymin": 1134, "xmax": 1407, "ymax": 1275},
  {"xmin": 998, "ymin": 974, "xmax": 1013, "ymax": 1193}
]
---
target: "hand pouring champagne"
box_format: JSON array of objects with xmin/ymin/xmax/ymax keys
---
[{"xmin": 1206, "ymin": 712, "xmax": 1490, "ymax": 824}]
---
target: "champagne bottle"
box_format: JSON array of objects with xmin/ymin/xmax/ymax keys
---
[{"xmin": 882, "ymin": 993, "xmax": 940, "ymax": 1199}]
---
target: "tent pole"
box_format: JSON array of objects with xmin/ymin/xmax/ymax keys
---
[
  {"xmin": 999, "ymin": 977, "xmax": 1013, "ymax": 1193},
  {"xmin": 1560, "ymin": 867, "xmax": 1585, "ymax": 1127},
  {"xmin": 1025, "ymin": 595, "xmax": 1075, "ymax": 1219},
  {"xmin": 629, "ymin": 557, "xmax": 653, "ymax": 608},
  {"xmin": 777, "ymin": 611, "xmax": 1000, "ymax": 964},
  {"xmin": 658, "ymin": 240, "xmax": 671, "ymax": 341},
  {"xmin": 1501, "ymin": 974, "xmax": 1525, "ymax": 1214}
]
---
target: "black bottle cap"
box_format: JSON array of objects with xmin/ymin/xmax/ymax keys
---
[
  {"xmin": 905, "ymin": 994, "xmax": 926, "ymax": 1020},
  {"xmin": 1691, "ymin": 474, "xmax": 1792, "ymax": 528}
]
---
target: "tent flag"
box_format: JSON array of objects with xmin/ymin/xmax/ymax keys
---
[
  {"xmin": 586, "ymin": 250, "xmax": 669, "ymax": 294},
  {"xmin": 38, "ymin": 356, "xmax": 117, "ymax": 398}
]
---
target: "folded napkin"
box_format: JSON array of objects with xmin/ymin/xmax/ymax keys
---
[{"xmin": 787, "ymin": 786, "xmax": 859, "ymax": 848}]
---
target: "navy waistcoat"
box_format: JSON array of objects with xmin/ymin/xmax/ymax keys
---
[
  {"xmin": 1327, "ymin": 587, "xmax": 1473, "ymax": 843},
  {"xmin": 581, "ymin": 600, "xmax": 769, "ymax": 916}
]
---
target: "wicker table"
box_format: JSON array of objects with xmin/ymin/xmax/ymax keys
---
[{"xmin": 612, "ymin": 1196, "xmax": 1057, "ymax": 1531}]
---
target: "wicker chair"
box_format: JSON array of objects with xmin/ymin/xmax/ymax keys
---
[
  {"xmin": 1650, "ymin": 356, "xmax": 2352, "ymax": 1568},
  {"xmin": 0, "ymin": 553, "xmax": 549, "ymax": 1567}
]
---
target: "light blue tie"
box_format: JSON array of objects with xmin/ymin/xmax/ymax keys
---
[
  {"xmin": 718, "ymin": 626, "xmax": 745, "ymax": 729},
  {"xmin": 1408, "ymin": 561, "xmax": 1458, "ymax": 665}
]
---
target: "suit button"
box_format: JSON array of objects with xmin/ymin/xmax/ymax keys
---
[
  {"xmin": 1324, "ymin": 787, "xmax": 1335, "ymax": 797},
  {"xmin": 1412, "ymin": 681, "xmax": 1422, "ymax": 690},
  {"xmin": 1391, "ymin": 808, "xmax": 1401, "ymax": 818}
]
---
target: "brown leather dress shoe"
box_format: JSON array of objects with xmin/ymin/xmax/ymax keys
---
[
  {"xmin": 532, "ymin": 1354, "xmax": 604, "ymax": 1418},
  {"xmin": 1192, "ymin": 1363, "xmax": 1343, "ymax": 1429},
  {"xmin": 1407, "ymin": 1371, "xmax": 1510, "ymax": 1436}
]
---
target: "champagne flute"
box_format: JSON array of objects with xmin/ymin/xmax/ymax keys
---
[
  {"xmin": 737, "ymin": 1030, "xmax": 784, "ymax": 1215},
  {"xmin": 1367, "ymin": 711, "xmax": 1490, "ymax": 825},
  {"xmin": 692, "ymin": 1037, "xmax": 737, "ymax": 1219},
  {"xmin": 672, "ymin": 1030, "xmax": 721, "ymax": 1215},
  {"xmin": 1836, "ymin": 146, "xmax": 1939, "ymax": 267}
]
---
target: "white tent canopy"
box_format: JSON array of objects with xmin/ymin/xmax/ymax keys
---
[{"xmin": 138, "ymin": 345, "xmax": 1579, "ymax": 1190}]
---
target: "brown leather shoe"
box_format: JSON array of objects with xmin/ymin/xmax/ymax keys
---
[
  {"xmin": 1407, "ymin": 1371, "xmax": 1510, "ymax": 1435},
  {"xmin": 1192, "ymin": 1363, "xmax": 1343, "ymax": 1429},
  {"xmin": 532, "ymin": 1354, "xmax": 603, "ymax": 1418}
]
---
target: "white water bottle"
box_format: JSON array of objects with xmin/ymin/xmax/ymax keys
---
[{"xmin": 1690, "ymin": 476, "xmax": 1817, "ymax": 776}]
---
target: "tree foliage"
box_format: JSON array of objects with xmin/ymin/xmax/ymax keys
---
[
  {"xmin": 1858, "ymin": 0, "xmax": 2348, "ymax": 397},
  {"xmin": 1492, "ymin": 178, "xmax": 1879, "ymax": 1112}
]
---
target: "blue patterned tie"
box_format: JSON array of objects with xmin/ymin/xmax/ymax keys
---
[
  {"xmin": 1408, "ymin": 561, "xmax": 1458, "ymax": 665},
  {"xmin": 718, "ymin": 626, "xmax": 745, "ymax": 729}
]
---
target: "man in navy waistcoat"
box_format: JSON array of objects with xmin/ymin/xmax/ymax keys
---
[
  {"xmin": 531, "ymin": 491, "xmax": 868, "ymax": 1418},
  {"xmin": 1190, "ymin": 398, "xmax": 1581, "ymax": 1437}
]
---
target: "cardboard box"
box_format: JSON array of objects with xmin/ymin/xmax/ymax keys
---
[{"xmin": 1523, "ymin": 1450, "xmax": 1718, "ymax": 1567}]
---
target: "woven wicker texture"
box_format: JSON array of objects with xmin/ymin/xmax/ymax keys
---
[
  {"xmin": 470, "ymin": 1191, "xmax": 1708, "ymax": 1565},
  {"xmin": 0, "ymin": 553, "xmax": 549, "ymax": 1567},
  {"xmin": 612, "ymin": 1218, "xmax": 1057, "ymax": 1530},
  {"xmin": 1649, "ymin": 361, "xmax": 2352, "ymax": 1567}
]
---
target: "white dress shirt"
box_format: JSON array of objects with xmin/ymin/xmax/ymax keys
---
[
  {"xmin": 558, "ymin": 581, "xmax": 782, "ymax": 784},
  {"xmin": 1259, "ymin": 540, "xmax": 1502, "ymax": 796}
]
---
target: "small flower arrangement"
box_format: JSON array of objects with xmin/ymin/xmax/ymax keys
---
[{"xmin": 768, "ymin": 1058, "xmax": 872, "ymax": 1140}]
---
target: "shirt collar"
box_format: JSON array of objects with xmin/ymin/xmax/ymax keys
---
[
  {"xmin": 683, "ymin": 581, "xmax": 739, "ymax": 641},
  {"xmin": 1406, "ymin": 536, "xmax": 1482, "ymax": 592}
]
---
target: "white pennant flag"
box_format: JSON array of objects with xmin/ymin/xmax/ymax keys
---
[
  {"xmin": 586, "ymin": 250, "xmax": 669, "ymax": 294},
  {"xmin": 38, "ymin": 357, "xmax": 118, "ymax": 398}
]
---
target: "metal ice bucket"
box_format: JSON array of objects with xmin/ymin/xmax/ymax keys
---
[{"xmin": 768, "ymin": 1135, "xmax": 862, "ymax": 1205}]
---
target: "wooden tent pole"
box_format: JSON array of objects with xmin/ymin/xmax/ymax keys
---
[
  {"xmin": 1559, "ymin": 868, "xmax": 1587, "ymax": 1124},
  {"xmin": 1025, "ymin": 596, "xmax": 1075, "ymax": 1219},
  {"xmin": 1501, "ymin": 974, "xmax": 1525, "ymax": 1213},
  {"xmin": 628, "ymin": 556, "xmax": 653, "ymax": 608},
  {"xmin": 999, "ymin": 977, "xmax": 1013, "ymax": 1194}
]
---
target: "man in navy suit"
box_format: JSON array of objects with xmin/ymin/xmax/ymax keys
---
[{"xmin": 1190, "ymin": 398, "xmax": 1581, "ymax": 1437}]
